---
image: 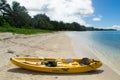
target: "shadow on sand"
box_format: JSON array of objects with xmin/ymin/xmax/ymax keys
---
[{"xmin": 8, "ymin": 68, "xmax": 104, "ymax": 76}]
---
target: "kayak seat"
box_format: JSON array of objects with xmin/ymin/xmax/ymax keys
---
[
  {"xmin": 45, "ymin": 60, "xmax": 57, "ymax": 67},
  {"xmin": 79, "ymin": 58, "xmax": 90, "ymax": 65}
]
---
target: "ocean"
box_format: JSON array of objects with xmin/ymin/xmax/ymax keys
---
[{"xmin": 66, "ymin": 31, "xmax": 120, "ymax": 75}]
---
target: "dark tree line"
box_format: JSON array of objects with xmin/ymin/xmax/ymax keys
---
[
  {"xmin": 0, "ymin": 0, "xmax": 116, "ymax": 31},
  {"xmin": 0, "ymin": 0, "xmax": 86, "ymax": 31}
]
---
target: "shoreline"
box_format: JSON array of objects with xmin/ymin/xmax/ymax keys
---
[
  {"xmin": 0, "ymin": 32, "xmax": 120, "ymax": 80},
  {"xmin": 66, "ymin": 32, "xmax": 120, "ymax": 79},
  {"xmin": 66, "ymin": 31, "xmax": 120, "ymax": 75}
]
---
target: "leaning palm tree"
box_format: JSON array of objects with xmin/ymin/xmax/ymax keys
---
[
  {"xmin": 0, "ymin": 0, "xmax": 6, "ymax": 9},
  {"xmin": 1, "ymin": 1, "xmax": 31, "ymax": 27},
  {"xmin": 0, "ymin": 0, "xmax": 7, "ymax": 14},
  {"xmin": 0, "ymin": 0, "xmax": 13, "ymax": 19}
]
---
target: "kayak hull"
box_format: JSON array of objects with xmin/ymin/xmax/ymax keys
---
[{"xmin": 10, "ymin": 57, "xmax": 102, "ymax": 73}]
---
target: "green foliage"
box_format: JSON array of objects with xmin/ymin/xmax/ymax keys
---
[
  {"xmin": 0, "ymin": 15, "xmax": 4, "ymax": 26},
  {"xmin": 86, "ymin": 27, "xmax": 95, "ymax": 31},
  {"xmin": 0, "ymin": 0, "xmax": 113, "ymax": 34},
  {"xmin": 0, "ymin": 0, "xmax": 7, "ymax": 10},
  {"xmin": 33, "ymin": 14, "xmax": 53, "ymax": 29},
  {"xmin": 50, "ymin": 21, "xmax": 62, "ymax": 30},
  {"xmin": 0, "ymin": 26, "xmax": 55, "ymax": 34},
  {"xmin": 0, "ymin": 0, "xmax": 87, "ymax": 32},
  {"xmin": 2, "ymin": 1, "xmax": 32, "ymax": 28}
]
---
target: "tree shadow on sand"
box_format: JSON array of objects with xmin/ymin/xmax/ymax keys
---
[{"xmin": 8, "ymin": 68, "xmax": 104, "ymax": 76}]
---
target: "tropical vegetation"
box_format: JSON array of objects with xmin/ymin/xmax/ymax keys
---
[{"xmin": 0, "ymin": 0, "xmax": 116, "ymax": 34}]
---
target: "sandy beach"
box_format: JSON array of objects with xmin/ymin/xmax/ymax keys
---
[{"xmin": 0, "ymin": 32, "xmax": 119, "ymax": 80}]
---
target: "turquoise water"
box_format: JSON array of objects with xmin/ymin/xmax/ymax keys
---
[{"xmin": 66, "ymin": 31, "xmax": 120, "ymax": 75}]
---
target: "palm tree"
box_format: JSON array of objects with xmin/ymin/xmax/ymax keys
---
[
  {"xmin": 0, "ymin": 0, "xmax": 6, "ymax": 9},
  {"xmin": 2, "ymin": 1, "xmax": 32, "ymax": 27}
]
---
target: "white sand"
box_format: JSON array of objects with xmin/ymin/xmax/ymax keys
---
[{"xmin": 0, "ymin": 32, "xmax": 119, "ymax": 80}]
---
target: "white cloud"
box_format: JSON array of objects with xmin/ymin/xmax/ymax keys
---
[
  {"xmin": 108, "ymin": 25, "xmax": 120, "ymax": 30},
  {"xmin": 92, "ymin": 17, "xmax": 101, "ymax": 21},
  {"xmin": 92, "ymin": 15, "xmax": 102, "ymax": 21},
  {"xmin": 7, "ymin": 0, "xmax": 94, "ymax": 25}
]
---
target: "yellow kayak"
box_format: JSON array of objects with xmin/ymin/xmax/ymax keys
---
[{"xmin": 10, "ymin": 57, "xmax": 102, "ymax": 73}]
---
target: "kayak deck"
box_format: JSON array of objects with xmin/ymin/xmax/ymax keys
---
[{"xmin": 10, "ymin": 57, "xmax": 102, "ymax": 73}]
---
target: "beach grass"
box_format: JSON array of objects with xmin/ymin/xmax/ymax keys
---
[{"xmin": 0, "ymin": 26, "xmax": 55, "ymax": 34}]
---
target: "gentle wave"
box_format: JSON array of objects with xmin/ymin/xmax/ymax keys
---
[{"xmin": 66, "ymin": 31, "xmax": 120, "ymax": 75}]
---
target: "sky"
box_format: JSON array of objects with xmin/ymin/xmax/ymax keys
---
[{"xmin": 7, "ymin": 0, "xmax": 120, "ymax": 30}]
